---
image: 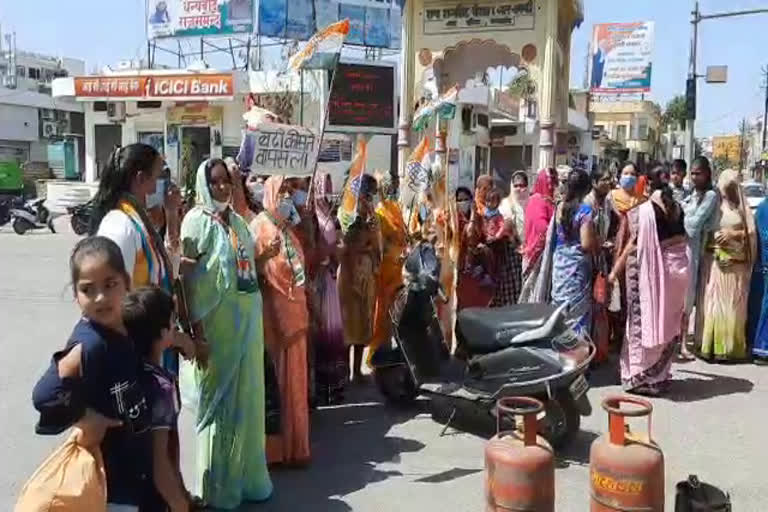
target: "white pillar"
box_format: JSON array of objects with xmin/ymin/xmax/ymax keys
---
[
  {"xmin": 84, "ymin": 105, "xmax": 97, "ymax": 183},
  {"xmin": 538, "ymin": 0, "xmax": 559, "ymax": 168},
  {"xmin": 397, "ymin": 0, "xmax": 416, "ymax": 184}
]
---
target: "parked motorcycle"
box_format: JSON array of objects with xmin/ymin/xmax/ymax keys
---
[
  {"xmin": 370, "ymin": 241, "xmax": 595, "ymax": 449},
  {"xmin": 10, "ymin": 197, "xmax": 56, "ymax": 235},
  {"xmin": 68, "ymin": 202, "xmax": 91, "ymax": 236},
  {"xmin": 0, "ymin": 195, "xmax": 24, "ymax": 227}
]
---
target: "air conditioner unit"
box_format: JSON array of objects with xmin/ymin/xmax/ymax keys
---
[
  {"xmin": 107, "ymin": 102, "xmax": 126, "ymax": 122},
  {"xmin": 42, "ymin": 121, "xmax": 58, "ymax": 138}
]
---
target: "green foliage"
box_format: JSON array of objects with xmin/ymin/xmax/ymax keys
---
[{"xmin": 662, "ymin": 95, "xmax": 687, "ymax": 131}]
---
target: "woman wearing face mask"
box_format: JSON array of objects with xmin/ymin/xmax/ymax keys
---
[
  {"xmin": 179, "ymin": 159, "xmax": 275, "ymax": 507},
  {"xmin": 93, "ymin": 143, "xmax": 196, "ymax": 373},
  {"xmin": 456, "ymin": 186, "xmax": 496, "ymax": 310},
  {"xmin": 252, "ymin": 175, "xmax": 311, "ymax": 465},
  {"xmin": 337, "ymin": 174, "xmax": 382, "ymax": 381}
]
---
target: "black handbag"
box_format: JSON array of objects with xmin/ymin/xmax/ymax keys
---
[{"xmin": 675, "ymin": 475, "xmax": 731, "ymax": 511}]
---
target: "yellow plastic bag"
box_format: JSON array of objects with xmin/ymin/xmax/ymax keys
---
[{"xmin": 15, "ymin": 432, "xmax": 107, "ymax": 512}]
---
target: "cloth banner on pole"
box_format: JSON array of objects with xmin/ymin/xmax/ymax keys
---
[{"xmin": 242, "ymin": 122, "xmax": 320, "ymax": 176}]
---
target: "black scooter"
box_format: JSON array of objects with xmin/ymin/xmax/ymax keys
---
[{"xmin": 371, "ymin": 242, "xmax": 595, "ymax": 448}]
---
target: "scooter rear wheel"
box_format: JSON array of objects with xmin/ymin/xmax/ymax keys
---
[{"xmin": 12, "ymin": 217, "xmax": 32, "ymax": 235}]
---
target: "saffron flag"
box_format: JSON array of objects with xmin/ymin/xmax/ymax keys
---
[{"xmin": 289, "ymin": 19, "xmax": 351, "ymax": 71}]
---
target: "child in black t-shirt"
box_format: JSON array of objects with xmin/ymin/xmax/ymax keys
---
[
  {"xmin": 33, "ymin": 236, "xmax": 152, "ymax": 509},
  {"xmin": 122, "ymin": 287, "xmax": 193, "ymax": 512}
]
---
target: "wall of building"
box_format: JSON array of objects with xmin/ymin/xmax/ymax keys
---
[{"xmin": 0, "ymin": 104, "xmax": 39, "ymax": 141}]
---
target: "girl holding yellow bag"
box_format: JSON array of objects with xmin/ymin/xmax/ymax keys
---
[{"xmin": 24, "ymin": 237, "xmax": 152, "ymax": 511}]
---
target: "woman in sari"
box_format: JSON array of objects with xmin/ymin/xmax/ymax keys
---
[
  {"xmin": 252, "ymin": 176, "xmax": 311, "ymax": 465},
  {"xmin": 338, "ymin": 174, "xmax": 382, "ymax": 380},
  {"xmin": 311, "ymin": 173, "xmax": 347, "ymax": 404},
  {"xmin": 519, "ymin": 168, "xmax": 558, "ymax": 303},
  {"xmin": 493, "ymin": 171, "xmax": 529, "ymax": 306},
  {"xmin": 609, "ymin": 162, "xmax": 646, "ymax": 347},
  {"xmin": 698, "ymin": 169, "xmax": 756, "ymax": 362},
  {"xmin": 551, "ymin": 168, "xmax": 597, "ymax": 334},
  {"xmin": 751, "ymin": 198, "xmax": 768, "ymax": 362},
  {"xmin": 610, "ymin": 166, "xmax": 689, "ymax": 395},
  {"xmin": 584, "ymin": 166, "xmax": 617, "ymax": 362},
  {"xmin": 368, "ymin": 173, "xmax": 408, "ymax": 364},
  {"xmin": 180, "ymin": 159, "xmax": 274, "ymax": 508},
  {"xmin": 456, "ymin": 187, "xmax": 495, "ymax": 309}
]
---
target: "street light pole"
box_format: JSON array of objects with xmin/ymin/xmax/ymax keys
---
[{"xmin": 685, "ymin": 2, "xmax": 768, "ymax": 165}]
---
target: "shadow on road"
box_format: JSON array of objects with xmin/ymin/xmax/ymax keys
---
[
  {"xmin": 239, "ymin": 383, "xmax": 426, "ymax": 511},
  {"xmin": 555, "ymin": 429, "xmax": 600, "ymax": 469},
  {"xmin": 663, "ymin": 369, "xmax": 754, "ymax": 403}
]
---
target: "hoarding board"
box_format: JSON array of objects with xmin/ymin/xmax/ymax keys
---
[
  {"xmin": 422, "ymin": 0, "xmax": 535, "ymax": 35},
  {"xmin": 327, "ymin": 62, "xmax": 396, "ymax": 133},
  {"xmin": 259, "ymin": 0, "xmax": 402, "ymax": 49},
  {"xmin": 147, "ymin": 0, "xmax": 254, "ymax": 39},
  {"xmin": 590, "ymin": 21, "xmax": 654, "ymax": 94}
]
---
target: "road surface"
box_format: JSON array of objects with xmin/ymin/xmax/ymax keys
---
[{"xmin": 1, "ymin": 224, "xmax": 765, "ymax": 510}]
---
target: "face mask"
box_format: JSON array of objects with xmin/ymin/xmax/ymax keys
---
[
  {"xmin": 292, "ymin": 189, "xmax": 308, "ymax": 207},
  {"xmin": 512, "ymin": 187, "xmax": 529, "ymax": 202},
  {"xmin": 212, "ymin": 199, "xmax": 229, "ymax": 213},
  {"xmin": 371, "ymin": 193, "xmax": 381, "ymax": 206},
  {"xmin": 484, "ymin": 207, "xmax": 499, "ymax": 218},
  {"xmin": 619, "ymin": 175, "xmax": 637, "ymax": 191},
  {"xmin": 277, "ymin": 198, "xmax": 301, "ymax": 225},
  {"xmin": 457, "ymin": 200, "xmax": 472, "ymax": 215},
  {"xmin": 145, "ymin": 178, "xmax": 166, "ymax": 209},
  {"xmin": 247, "ymin": 181, "xmax": 264, "ymax": 204}
]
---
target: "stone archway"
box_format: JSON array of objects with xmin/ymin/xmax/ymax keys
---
[{"xmin": 432, "ymin": 39, "xmax": 523, "ymax": 93}]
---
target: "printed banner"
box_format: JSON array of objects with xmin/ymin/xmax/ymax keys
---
[
  {"xmin": 422, "ymin": 0, "xmax": 534, "ymax": 35},
  {"xmin": 259, "ymin": 0, "xmax": 401, "ymax": 49},
  {"xmin": 590, "ymin": 22, "xmax": 654, "ymax": 93},
  {"xmin": 148, "ymin": 0, "xmax": 254, "ymax": 39},
  {"xmin": 244, "ymin": 122, "xmax": 320, "ymax": 176},
  {"xmin": 73, "ymin": 74, "xmax": 234, "ymax": 100}
]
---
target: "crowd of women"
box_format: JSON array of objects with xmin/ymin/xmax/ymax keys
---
[{"xmin": 26, "ymin": 139, "xmax": 768, "ymax": 511}]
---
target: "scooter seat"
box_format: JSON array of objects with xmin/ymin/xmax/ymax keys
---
[{"xmin": 457, "ymin": 304, "xmax": 559, "ymax": 354}]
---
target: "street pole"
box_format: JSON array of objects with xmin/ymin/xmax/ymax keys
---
[
  {"xmin": 762, "ymin": 65, "xmax": 768, "ymax": 152},
  {"xmin": 685, "ymin": 2, "xmax": 768, "ymax": 166}
]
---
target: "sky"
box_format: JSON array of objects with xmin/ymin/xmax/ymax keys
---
[{"xmin": 3, "ymin": 0, "xmax": 768, "ymax": 136}]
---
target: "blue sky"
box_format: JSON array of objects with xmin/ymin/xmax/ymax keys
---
[{"xmin": 3, "ymin": 0, "xmax": 768, "ymax": 136}]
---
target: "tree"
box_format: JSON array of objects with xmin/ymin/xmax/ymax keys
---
[{"xmin": 661, "ymin": 95, "xmax": 687, "ymax": 132}]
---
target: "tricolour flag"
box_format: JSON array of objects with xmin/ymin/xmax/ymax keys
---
[
  {"xmin": 289, "ymin": 19, "xmax": 350, "ymax": 71},
  {"xmin": 412, "ymin": 86, "xmax": 459, "ymax": 132},
  {"xmin": 405, "ymin": 136, "xmax": 432, "ymax": 192},
  {"xmin": 338, "ymin": 136, "xmax": 368, "ymax": 233}
]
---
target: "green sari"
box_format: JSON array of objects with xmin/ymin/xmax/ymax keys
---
[{"xmin": 180, "ymin": 161, "xmax": 272, "ymax": 508}]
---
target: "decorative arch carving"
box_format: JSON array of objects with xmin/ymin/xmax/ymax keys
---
[{"xmin": 432, "ymin": 39, "xmax": 523, "ymax": 93}]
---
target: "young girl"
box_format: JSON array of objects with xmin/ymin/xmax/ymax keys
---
[
  {"xmin": 33, "ymin": 236, "xmax": 152, "ymax": 511},
  {"xmin": 122, "ymin": 287, "xmax": 193, "ymax": 512}
]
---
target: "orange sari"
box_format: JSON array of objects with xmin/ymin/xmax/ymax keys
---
[
  {"xmin": 367, "ymin": 199, "xmax": 407, "ymax": 363},
  {"xmin": 251, "ymin": 176, "xmax": 310, "ymax": 465}
]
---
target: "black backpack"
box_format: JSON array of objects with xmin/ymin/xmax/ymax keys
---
[{"xmin": 675, "ymin": 475, "xmax": 731, "ymax": 511}]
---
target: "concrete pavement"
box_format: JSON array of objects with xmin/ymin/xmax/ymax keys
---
[{"xmin": 1, "ymin": 224, "xmax": 765, "ymax": 510}]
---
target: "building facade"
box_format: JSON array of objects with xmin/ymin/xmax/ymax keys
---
[
  {"xmin": 590, "ymin": 99, "xmax": 661, "ymax": 169},
  {"xmin": 0, "ymin": 34, "xmax": 86, "ymax": 184}
]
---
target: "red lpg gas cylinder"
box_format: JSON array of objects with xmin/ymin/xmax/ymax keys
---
[
  {"xmin": 590, "ymin": 396, "xmax": 664, "ymax": 511},
  {"xmin": 485, "ymin": 397, "xmax": 555, "ymax": 512}
]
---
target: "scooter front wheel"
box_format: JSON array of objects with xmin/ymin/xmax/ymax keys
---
[
  {"xmin": 539, "ymin": 390, "xmax": 581, "ymax": 449},
  {"xmin": 12, "ymin": 217, "xmax": 32, "ymax": 235},
  {"xmin": 373, "ymin": 364, "xmax": 417, "ymax": 407}
]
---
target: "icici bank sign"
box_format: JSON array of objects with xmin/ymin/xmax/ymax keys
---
[{"xmin": 74, "ymin": 73, "xmax": 234, "ymax": 100}]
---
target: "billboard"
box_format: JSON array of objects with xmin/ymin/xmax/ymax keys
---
[
  {"xmin": 148, "ymin": 0, "xmax": 254, "ymax": 39},
  {"xmin": 590, "ymin": 22, "xmax": 654, "ymax": 93},
  {"xmin": 259, "ymin": 0, "xmax": 401, "ymax": 48},
  {"xmin": 327, "ymin": 61, "xmax": 396, "ymax": 133}
]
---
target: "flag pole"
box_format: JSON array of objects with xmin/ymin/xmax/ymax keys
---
[{"xmin": 307, "ymin": 52, "xmax": 342, "ymax": 209}]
